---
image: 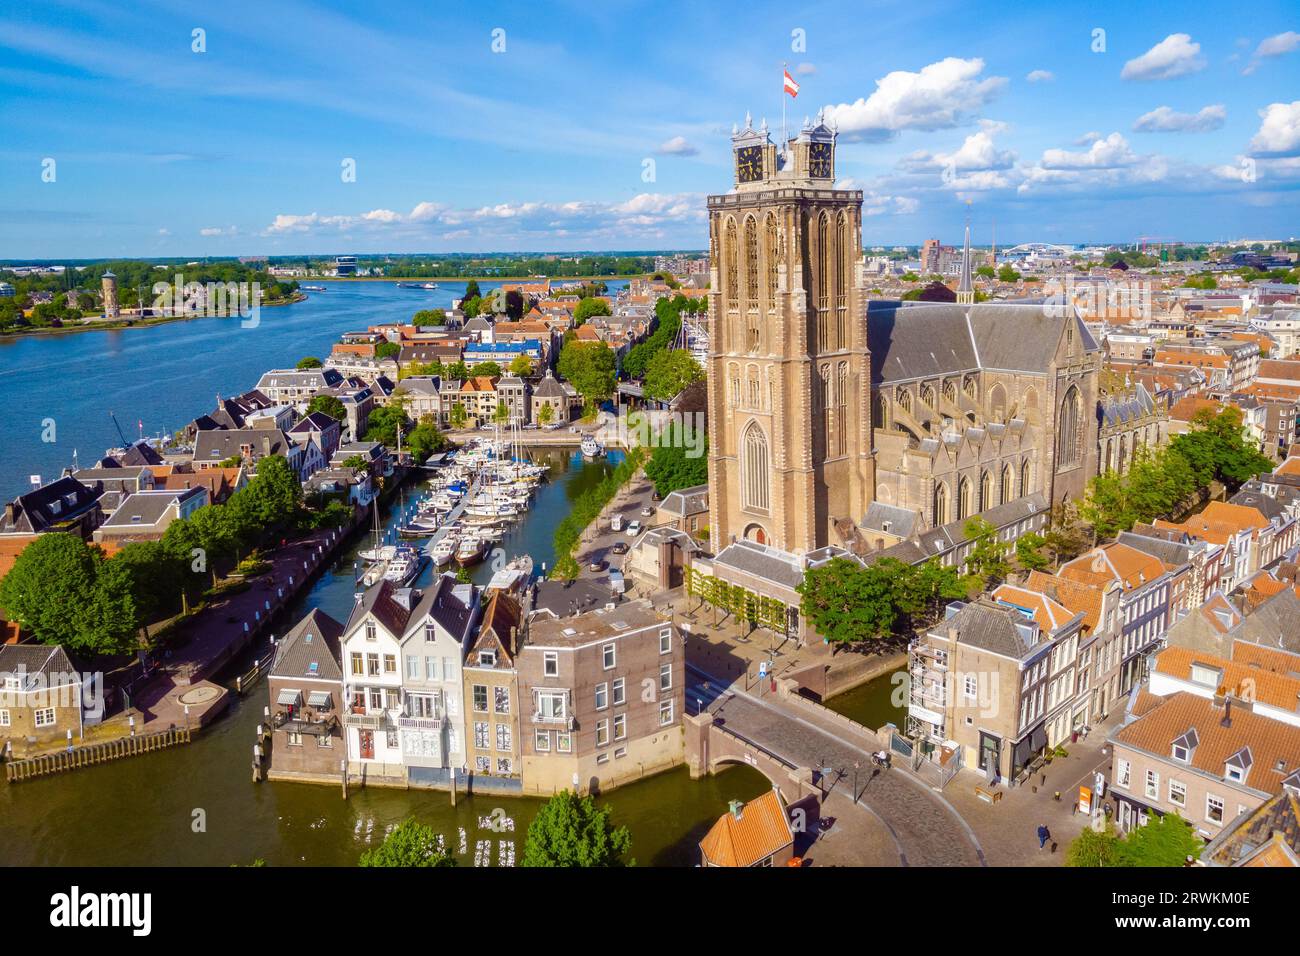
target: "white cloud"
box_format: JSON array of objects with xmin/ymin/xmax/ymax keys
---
[
  {"xmin": 263, "ymin": 193, "xmax": 707, "ymax": 242},
  {"xmin": 1244, "ymin": 30, "xmax": 1300, "ymax": 73},
  {"xmin": 795, "ymin": 63, "xmax": 817, "ymax": 76},
  {"xmin": 1025, "ymin": 69, "xmax": 1054, "ymax": 83},
  {"xmin": 1249, "ymin": 101, "xmax": 1300, "ymax": 156},
  {"xmin": 199, "ymin": 225, "xmax": 238, "ymax": 236},
  {"xmin": 824, "ymin": 57, "xmax": 1007, "ymax": 142},
  {"xmin": 1121, "ymin": 34, "xmax": 1206, "ymax": 81},
  {"xmin": 656, "ymin": 135, "xmax": 699, "ymax": 156},
  {"xmin": 1041, "ymin": 132, "xmax": 1139, "ymax": 169},
  {"xmin": 1133, "ymin": 104, "xmax": 1226, "ymax": 133}
]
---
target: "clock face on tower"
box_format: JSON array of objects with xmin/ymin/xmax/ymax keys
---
[
  {"xmin": 735, "ymin": 146, "xmax": 763, "ymax": 183},
  {"xmin": 809, "ymin": 142, "xmax": 832, "ymax": 179}
]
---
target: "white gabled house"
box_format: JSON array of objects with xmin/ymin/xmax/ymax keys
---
[
  {"xmin": 397, "ymin": 575, "xmax": 481, "ymax": 786},
  {"xmin": 341, "ymin": 580, "xmax": 415, "ymax": 781}
]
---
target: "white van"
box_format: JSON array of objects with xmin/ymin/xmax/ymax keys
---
[{"xmin": 610, "ymin": 514, "xmax": 624, "ymax": 532}]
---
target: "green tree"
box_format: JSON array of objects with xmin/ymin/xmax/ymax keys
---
[
  {"xmin": 492, "ymin": 401, "xmax": 510, "ymax": 426},
  {"xmin": 406, "ymin": 417, "xmax": 447, "ymax": 463},
  {"xmin": 0, "ymin": 534, "xmax": 138, "ymax": 654},
  {"xmin": 997, "ymin": 265, "xmax": 1021, "ymax": 282},
  {"xmin": 508, "ymin": 352, "xmax": 534, "ymax": 377},
  {"xmin": 463, "ymin": 279, "xmax": 481, "ymax": 301},
  {"xmin": 557, "ymin": 341, "xmax": 616, "ymax": 407},
  {"xmin": 644, "ymin": 424, "xmax": 708, "ymax": 496},
  {"xmin": 537, "ymin": 402, "xmax": 555, "ymax": 426},
  {"xmin": 307, "ymin": 394, "xmax": 347, "ymax": 421},
  {"xmin": 643, "ymin": 349, "xmax": 703, "ymax": 401},
  {"xmin": 1119, "ymin": 813, "xmax": 1203, "ymax": 867},
  {"xmin": 446, "ymin": 360, "xmax": 470, "ymax": 381},
  {"xmin": 961, "ymin": 517, "xmax": 1012, "ymax": 587},
  {"xmin": 473, "ymin": 361, "xmax": 502, "ymax": 379},
  {"xmin": 461, "ymin": 295, "xmax": 482, "ymax": 318},
  {"xmin": 376, "ymin": 341, "xmax": 400, "ymax": 361},
  {"xmin": 364, "ymin": 405, "xmax": 408, "ymax": 448},
  {"xmin": 1014, "ymin": 531, "xmax": 1052, "ymax": 572},
  {"xmin": 359, "ymin": 819, "xmax": 457, "ymax": 867},
  {"xmin": 1066, "ymin": 826, "xmax": 1124, "ymax": 867},
  {"xmin": 797, "ymin": 557, "xmax": 900, "ymax": 643},
  {"xmin": 522, "ymin": 791, "xmax": 632, "ymax": 867},
  {"xmin": 296, "ymin": 356, "xmax": 323, "ymax": 369},
  {"xmin": 413, "ymin": 308, "xmax": 446, "ymax": 326},
  {"xmin": 449, "ymin": 403, "xmax": 469, "ymax": 429},
  {"xmin": 574, "ymin": 296, "xmax": 611, "ymax": 325}
]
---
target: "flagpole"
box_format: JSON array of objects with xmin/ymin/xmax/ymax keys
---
[{"xmin": 781, "ymin": 61, "xmax": 787, "ymax": 158}]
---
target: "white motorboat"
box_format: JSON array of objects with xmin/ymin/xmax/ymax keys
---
[
  {"xmin": 580, "ymin": 434, "xmax": 604, "ymax": 458},
  {"xmin": 384, "ymin": 548, "xmax": 425, "ymax": 586},
  {"xmin": 431, "ymin": 537, "xmax": 457, "ymax": 566}
]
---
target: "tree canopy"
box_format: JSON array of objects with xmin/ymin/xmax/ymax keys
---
[
  {"xmin": 574, "ymin": 296, "xmax": 611, "ymax": 325},
  {"xmin": 557, "ymin": 340, "xmax": 616, "ymax": 407},
  {"xmin": 307, "ymin": 394, "xmax": 347, "ymax": 421},
  {"xmin": 644, "ymin": 423, "xmax": 708, "ymax": 497},
  {"xmin": 358, "ymin": 819, "xmax": 457, "ymax": 867},
  {"xmin": 797, "ymin": 556, "xmax": 966, "ymax": 643},
  {"xmin": 643, "ymin": 349, "xmax": 703, "ymax": 402},
  {"xmin": 522, "ymin": 791, "xmax": 632, "ymax": 867}
]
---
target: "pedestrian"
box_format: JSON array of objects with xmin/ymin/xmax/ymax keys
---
[{"xmin": 1037, "ymin": 824, "xmax": 1050, "ymax": 850}]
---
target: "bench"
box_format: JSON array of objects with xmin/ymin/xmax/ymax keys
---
[{"xmin": 974, "ymin": 785, "xmax": 1003, "ymax": 804}]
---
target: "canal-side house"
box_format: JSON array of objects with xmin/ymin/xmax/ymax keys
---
[
  {"xmin": 267, "ymin": 608, "xmax": 345, "ymax": 782},
  {"xmin": 698, "ymin": 789, "xmax": 796, "ymax": 867},
  {"xmin": 342, "ymin": 581, "xmax": 413, "ymax": 783},
  {"xmin": 0, "ymin": 476, "xmax": 104, "ymax": 578},
  {"xmin": 518, "ymin": 599, "xmax": 685, "ymax": 796},
  {"xmin": 530, "ymin": 371, "xmax": 579, "ymax": 424},
  {"xmin": 288, "ymin": 411, "xmax": 342, "ymax": 466},
  {"xmin": 0, "ymin": 644, "xmax": 85, "ymax": 748},
  {"xmin": 68, "ymin": 464, "xmax": 156, "ymax": 518},
  {"xmin": 396, "ymin": 574, "xmax": 481, "ymax": 788},
  {"xmin": 463, "ymin": 591, "xmax": 523, "ymax": 787},
  {"xmin": 907, "ymin": 596, "xmax": 1084, "ymax": 784},
  {"xmin": 92, "ymin": 486, "xmax": 208, "ymax": 549}
]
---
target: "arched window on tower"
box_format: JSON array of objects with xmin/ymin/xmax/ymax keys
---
[
  {"xmin": 874, "ymin": 392, "xmax": 889, "ymax": 431},
  {"xmin": 989, "ymin": 383, "xmax": 1007, "ymax": 420},
  {"xmin": 1000, "ymin": 464, "xmax": 1013, "ymax": 504},
  {"xmin": 1021, "ymin": 459, "xmax": 1033, "ymax": 496},
  {"xmin": 836, "ymin": 362, "xmax": 848, "ymax": 455},
  {"xmin": 958, "ymin": 476, "xmax": 973, "ymax": 521},
  {"xmin": 835, "ymin": 211, "xmax": 849, "ymax": 349},
  {"xmin": 765, "ymin": 213, "xmax": 780, "ymax": 312},
  {"xmin": 897, "ymin": 387, "xmax": 912, "ymax": 415},
  {"xmin": 742, "ymin": 422, "xmax": 770, "ymax": 512},
  {"xmin": 724, "ymin": 217, "xmax": 739, "ymax": 314},
  {"xmin": 744, "ymin": 216, "xmax": 760, "ymax": 351},
  {"xmin": 817, "ymin": 212, "xmax": 831, "ymax": 350},
  {"xmin": 980, "ymin": 470, "xmax": 992, "ymax": 513}
]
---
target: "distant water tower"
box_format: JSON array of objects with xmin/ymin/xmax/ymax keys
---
[{"xmin": 101, "ymin": 270, "xmax": 120, "ymax": 318}]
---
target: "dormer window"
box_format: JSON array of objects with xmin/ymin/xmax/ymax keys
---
[
  {"xmin": 1171, "ymin": 728, "xmax": 1199, "ymax": 763},
  {"xmin": 479, "ymin": 649, "xmax": 496, "ymax": 667},
  {"xmin": 1189, "ymin": 663, "xmax": 1221, "ymax": 688},
  {"xmin": 1225, "ymin": 747, "xmax": 1253, "ymax": 783},
  {"xmin": 365, "ymin": 621, "xmax": 376, "ymax": 642}
]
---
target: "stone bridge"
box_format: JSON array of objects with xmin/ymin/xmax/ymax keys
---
[{"xmin": 685, "ymin": 665, "xmax": 986, "ymax": 866}]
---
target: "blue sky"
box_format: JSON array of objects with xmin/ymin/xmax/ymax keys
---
[{"xmin": 1, "ymin": 0, "xmax": 1298, "ymax": 258}]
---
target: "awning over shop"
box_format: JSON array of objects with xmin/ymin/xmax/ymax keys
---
[
  {"xmin": 307, "ymin": 691, "xmax": 332, "ymax": 707},
  {"xmin": 277, "ymin": 688, "xmax": 302, "ymax": 706}
]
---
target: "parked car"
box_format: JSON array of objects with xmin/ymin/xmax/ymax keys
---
[
  {"xmin": 611, "ymin": 541, "xmax": 629, "ymax": 555},
  {"xmin": 626, "ymin": 520, "xmax": 642, "ymax": 537},
  {"xmin": 588, "ymin": 560, "xmax": 606, "ymax": 573},
  {"xmin": 640, "ymin": 506, "xmax": 653, "ymax": 517}
]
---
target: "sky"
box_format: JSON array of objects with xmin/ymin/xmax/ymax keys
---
[{"xmin": 1, "ymin": 0, "xmax": 1298, "ymax": 258}]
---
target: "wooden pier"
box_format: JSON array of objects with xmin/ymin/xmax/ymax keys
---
[{"xmin": 4, "ymin": 727, "xmax": 193, "ymax": 783}]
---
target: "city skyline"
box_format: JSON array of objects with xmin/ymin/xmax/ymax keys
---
[{"xmin": 2, "ymin": 0, "xmax": 1298, "ymax": 258}]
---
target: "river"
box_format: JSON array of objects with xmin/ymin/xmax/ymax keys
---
[
  {"xmin": 0, "ymin": 279, "xmax": 629, "ymax": 501},
  {"xmin": 0, "ymin": 278, "xmax": 772, "ymax": 867}
]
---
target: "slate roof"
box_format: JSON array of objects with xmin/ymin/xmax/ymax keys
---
[
  {"xmin": 865, "ymin": 300, "xmax": 1099, "ymax": 385},
  {"xmin": 345, "ymin": 579, "xmax": 414, "ymax": 639},
  {"xmin": 0, "ymin": 644, "xmax": 79, "ymax": 687},
  {"xmin": 712, "ymin": 539, "xmax": 805, "ymax": 590},
  {"xmin": 193, "ymin": 429, "xmax": 290, "ymax": 462},
  {"xmin": 1166, "ymin": 588, "xmax": 1300, "ymax": 657},
  {"xmin": 0, "ymin": 476, "xmax": 99, "ymax": 535},
  {"xmin": 531, "ymin": 578, "xmax": 623, "ymax": 619},
  {"xmin": 931, "ymin": 600, "xmax": 1042, "ymax": 660},
  {"xmin": 407, "ymin": 573, "xmax": 478, "ymax": 644},
  {"xmin": 659, "ymin": 484, "xmax": 708, "ymax": 517},
  {"xmin": 1116, "ymin": 530, "xmax": 1195, "ymax": 568},
  {"xmin": 532, "ymin": 372, "xmax": 567, "ymax": 399},
  {"xmin": 272, "ymin": 608, "xmax": 344, "ymax": 681},
  {"xmin": 99, "ymin": 487, "xmax": 204, "ymax": 529},
  {"xmin": 861, "ymin": 501, "xmax": 922, "ymax": 540}
]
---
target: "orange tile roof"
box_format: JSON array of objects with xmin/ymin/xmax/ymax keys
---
[
  {"xmin": 1155, "ymin": 349, "xmax": 1229, "ymax": 369},
  {"xmin": 992, "ymin": 584, "xmax": 1074, "ymax": 632},
  {"xmin": 1113, "ymin": 692, "xmax": 1300, "ymax": 800},
  {"xmin": 1169, "ymin": 396, "xmax": 1225, "ymax": 423},
  {"xmin": 1230, "ymin": 641, "xmax": 1300, "ymax": 676},
  {"xmin": 1200, "ymin": 501, "xmax": 1271, "ymax": 532},
  {"xmin": 1276, "ymin": 457, "xmax": 1300, "ymax": 478},
  {"xmin": 698, "ymin": 790, "xmax": 793, "ymax": 867},
  {"xmin": 1153, "ymin": 645, "xmax": 1300, "ymax": 712},
  {"xmin": 1024, "ymin": 571, "xmax": 1106, "ymax": 632},
  {"xmin": 1060, "ymin": 543, "xmax": 1166, "ymax": 592}
]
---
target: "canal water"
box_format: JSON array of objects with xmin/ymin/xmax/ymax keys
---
[
  {"xmin": 0, "ymin": 278, "xmax": 628, "ymax": 501},
  {"xmin": 822, "ymin": 665, "xmax": 907, "ymax": 733},
  {"xmin": 0, "ymin": 278, "xmax": 772, "ymax": 867}
]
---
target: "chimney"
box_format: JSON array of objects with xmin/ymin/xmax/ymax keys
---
[
  {"xmin": 728, "ymin": 799, "xmax": 743, "ymax": 820},
  {"xmin": 4, "ymin": 502, "xmax": 14, "ymax": 524},
  {"xmin": 1221, "ymin": 697, "xmax": 1232, "ymax": 728}
]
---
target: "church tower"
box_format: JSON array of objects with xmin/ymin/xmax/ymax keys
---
[
  {"xmin": 956, "ymin": 219, "xmax": 975, "ymax": 306},
  {"xmin": 706, "ymin": 112, "xmax": 875, "ymax": 555}
]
